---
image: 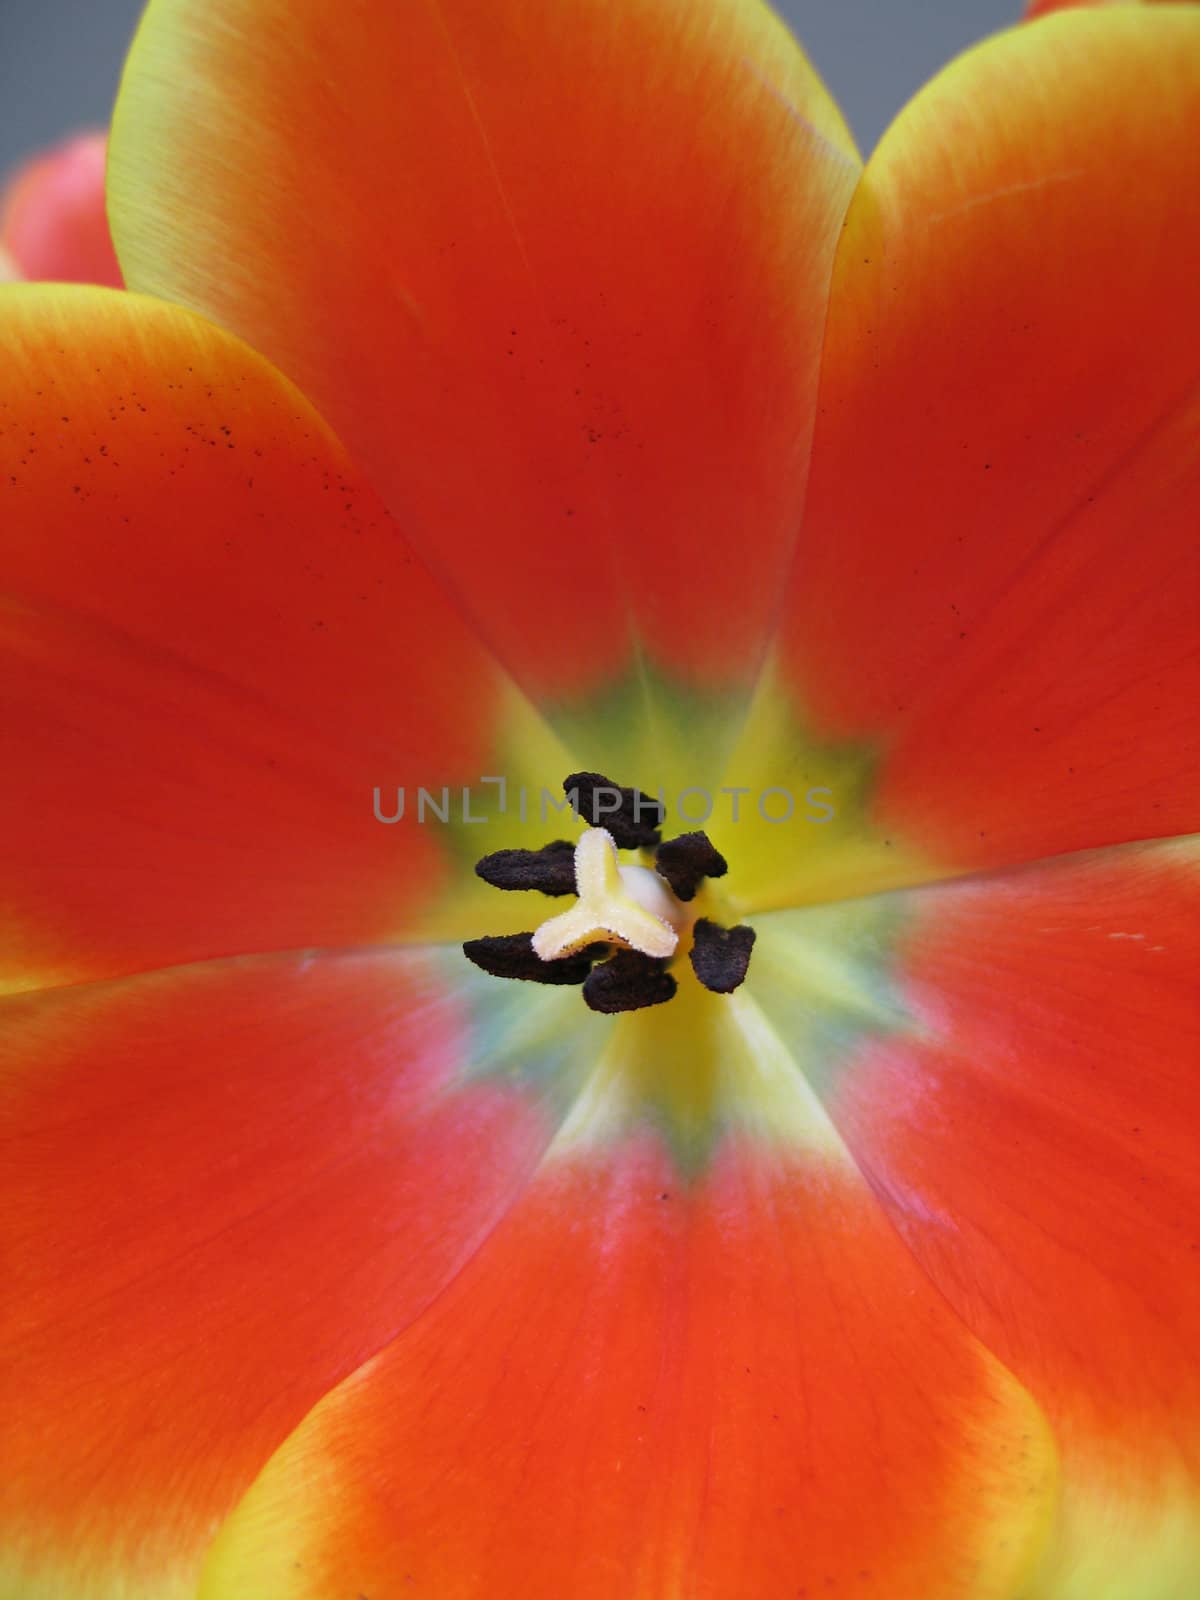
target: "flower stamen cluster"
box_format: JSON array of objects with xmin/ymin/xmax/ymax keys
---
[{"xmin": 463, "ymin": 772, "xmax": 756, "ymax": 1012}]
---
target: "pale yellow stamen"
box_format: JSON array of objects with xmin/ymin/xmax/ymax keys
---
[{"xmin": 531, "ymin": 827, "xmax": 684, "ymax": 963}]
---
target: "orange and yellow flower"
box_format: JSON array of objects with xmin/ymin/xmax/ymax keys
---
[{"xmin": 1, "ymin": 1, "xmax": 1197, "ymax": 1597}]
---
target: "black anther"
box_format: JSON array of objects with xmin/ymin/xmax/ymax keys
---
[
  {"xmin": 475, "ymin": 840, "xmax": 577, "ymax": 896},
  {"xmin": 563, "ymin": 771, "xmax": 664, "ymax": 849},
  {"xmin": 688, "ymin": 919, "xmax": 756, "ymax": 994},
  {"xmin": 653, "ymin": 831, "xmax": 728, "ymax": 901},
  {"xmin": 463, "ymin": 932, "xmax": 605, "ymax": 986},
  {"xmin": 583, "ymin": 950, "xmax": 677, "ymax": 1013}
]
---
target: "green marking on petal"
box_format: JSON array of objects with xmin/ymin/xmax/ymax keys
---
[
  {"xmin": 745, "ymin": 893, "xmax": 918, "ymax": 1106},
  {"xmin": 431, "ymin": 950, "xmax": 607, "ymax": 1118},
  {"xmin": 544, "ymin": 655, "xmax": 752, "ymax": 800}
]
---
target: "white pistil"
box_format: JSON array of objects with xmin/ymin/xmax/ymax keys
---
[{"xmin": 531, "ymin": 827, "xmax": 685, "ymax": 963}]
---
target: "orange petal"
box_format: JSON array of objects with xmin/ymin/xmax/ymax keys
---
[
  {"xmin": 1, "ymin": 131, "xmax": 122, "ymax": 287},
  {"xmin": 826, "ymin": 840, "xmax": 1200, "ymax": 1592},
  {"xmin": 780, "ymin": 7, "xmax": 1200, "ymax": 876},
  {"xmin": 0, "ymin": 949, "xmax": 576, "ymax": 1599},
  {"xmin": 109, "ymin": 0, "xmax": 859, "ymax": 705},
  {"xmin": 0, "ymin": 286, "xmax": 506, "ymax": 991},
  {"xmin": 197, "ymin": 1134, "xmax": 1055, "ymax": 1600}
]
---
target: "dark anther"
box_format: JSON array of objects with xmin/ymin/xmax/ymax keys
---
[
  {"xmin": 653, "ymin": 831, "xmax": 728, "ymax": 901},
  {"xmin": 689, "ymin": 918, "xmax": 756, "ymax": 994},
  {"xmin": 583, "ymin": 950, "xmax": 677, "ymax": 1013},
  {"xmin": 563, "ymin": 771, "xmax": 664, "ymax": 849},
  {"xmin": 475, "ymin": 840, "xmax": 577, "ymax": 896},
  {"xmin": 463, "ymin": 932, "xmax": 605, "ymax": 986}
]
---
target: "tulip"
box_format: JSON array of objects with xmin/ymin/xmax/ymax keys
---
[
  {"xmin": 1, "ymin": 1, "xmax": 1196, "ymax": 1596},
  {"xmin": 0, "ymin": 130, "xmax": 122, "ymax": 287}
]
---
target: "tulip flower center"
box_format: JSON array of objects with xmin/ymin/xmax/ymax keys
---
[{"xmin": 463, "ymin": 772, "xmax": 756, "ymax": 1013}]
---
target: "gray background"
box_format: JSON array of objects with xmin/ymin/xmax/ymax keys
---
[{"xmin": 0, "ymin": 0, "xmax": 1015, "ymax": 175}]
